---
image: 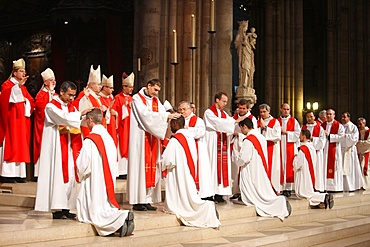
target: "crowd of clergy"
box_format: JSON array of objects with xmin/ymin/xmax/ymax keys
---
[{"xmin": 0, "ymin": 58, "xmax": 369, "ymax": 235}]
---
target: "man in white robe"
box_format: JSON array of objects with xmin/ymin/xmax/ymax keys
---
[
  {"xmin": 127, "ymin": 79, "xmax": 180, "ymax": 211},
  {"xmin": 233, "ymin": 118, "xmax": 291, "ymax": 221},
  {"xmin": 162, "ymin": 116, "xmax": 220, "ymax": 228},
  {"xmin": 294, "ymin": 129, "xmax": 334, "ymax": 209},
  {"xmin": 257, "ymin": 103, "xmax": 282, "ymax": 193},
  {"xmin": 76, "ymin": 108, "xmax": 134, "ymax": 237},
  {"xmin": 356, "ymin": 117, "xmax": 370, "ymax": 190},
  {"xmin": 231, "ymin": 99, "xmax": 257, "ymax": 200},
  {"xmin": 322, "ymin": 109, "xmax": 345, "ymax": 192},
  {"xmin": 203, "ymin": 91, "xmax": 245, "ymax": 203},
  {"xmin": 34, "ymin": 81, "xmax": 90, "ymax": 219},
  {"xmin": 178, "ymin": 101, "xmax": 214, "ymax": 199},
  {"xmin": 278, "ymin": 103, "xmax": 301, "ymax": 197},
  {"xmin": 302, "ymin": 111, "xmax": 326, "ymax": 192},
  {"xmin": 341, "ymin": 112, "xmax": 363, "ymax": 191}
]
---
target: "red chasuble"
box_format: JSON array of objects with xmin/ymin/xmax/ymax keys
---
[
  {"xmin": 99, "ymin": 95, "xmax": 118, "ymax": 147},
  {"xmin": 278, "ymin": 117, "xmax": 296, "ymax": 184},
  {"xmin": 209, "ymin": 104, "xmax": 229, "ymax": 187},
  {"xmin": 113, "ymin": 93, "xmax": 132, "ymax": 159},
  {"xmin": 172, "ymin": 133, "xmax": 199, "ymax": 189},
  {"xmin": 33, "ymin": 90, "xmax": 58, "ymax": 163},
  {"xmin": 299, "ymin": 145, "xmax": 316, "ymax": 191},
  {"xmin": 257, "ymin": 118, "xmax": 277, "ymax": 180},
  {"xmin": 362, "ymin": 129, "xmax": 370, "ymax": 176},
  {"xmin": 50, "ymin": 99, "xmax": 82, "ymax": 183},
  {"xmin": 321, "ymin": 120, "xmax": 340, "ymax": 179},
  {"xmin": 0, "ymin": 80, "xmax": 34, "ymax": 163},
  {"xmin": 86, "ymin": 133, "xmax": 121, "ymax": 209},
  {"xmin": 138, "ymin": 92, "xmax": 159, "ymax": 188}
]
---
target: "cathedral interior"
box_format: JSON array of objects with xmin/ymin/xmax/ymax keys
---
[{"xmin": 0, "ymin": 0, "xmax": 369, "ymax": 123}]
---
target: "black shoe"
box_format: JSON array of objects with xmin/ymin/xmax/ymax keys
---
[
  {"xmin": 230, "ymin": 193, "xmax": 241, "ymax": 200},
  {"xmin": 1, "ymin": 177, "xmax": 16, "ymax": 183},
  {"xmin": 62, "ymin": 209, "xmax": 76, "ymax": 218},
  {"xmin": 283, "ymin": 190, "xmax": 291, "ymax": 198},
  {"xmin": 119, "ymin": 211, "xmax": 135, "ymax": 237},
  {"xmin": 324, "ymin": 193, "xmax": 334, "ymax": 209},
  {"xmin": 53, "ymin": 211, "xmax": 67, "ymax": 219},
  {"xmin": 143, "ymin": 203, "xmax": 157, "ymax": 211},
  {"xmin": 15, "ymin": 178, "xmax": 27, "ymax": 183},
  {"xmin": 118, "ymin": 175, "xmax": 127, "ymax": 179},
  {"xmin": 214, "ymin": 194, "xmax": 226, "ymax": 203},
  {"xmin": 286, "ymin": 199, "xmax": 292, "ymax": 216},
  {"xmin": 202, "ymin": 196, "xmax": 214, "ymax": 201},
  {"xmin": 132, "ymin": 204, "xmax": 147, "ymax": 211}
]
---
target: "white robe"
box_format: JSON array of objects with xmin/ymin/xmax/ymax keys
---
[
  {"xmin": 279, "ymin": 115, "xmax": 301, "ymax": 191},
  {"xmin": 76, "ymin": 125, "xmax": 129, "ymax": 236},
  {"xmin": 233, "ymin": 129, "xmax": 289, "ymax": 221},
  {"xmin": 34, "ymin": 96, "xmax": 81, "ymax": 212},
  {"xmin": 127, "ymin": 87, "xmax": 169, "ymax": 205},
  {"xmin": 294, "ymin": 142, "xmax": 326, "ymax": 206},
  {"xmin": 184, "ymin": 113, "xmax": 214, "ymax": 198},
  {"xmin": 323, "ymin": 120, "xmax": 345, "ymax": 192},
  {"xmin": 162, "ymin": 129, "xmax": 220, "ymax": 228},
  {"xmin": 357, "ymin": 127, "xmax": 370, "ymax": 189},
  {"xmin": 341, "ymin": 121, "xmax": 363, "ymax": 191},
  {"xmin": 304, "ymin": 123, "xmax": 326, "ymax": 191},
  {"xmin": 203, "ymin": 108, "xmax": 235, "ymax": 196},
  {"xmin": 258, "ymin": 116, "xmax": 282, "ymax": 193}
]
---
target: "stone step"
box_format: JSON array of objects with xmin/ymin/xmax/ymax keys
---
[
  {"xmin": 314, "ymin": 232, "xmax": 370, "ymax": 247},
  {"xmin": 1, "ymin": 192, "xmax": 369, "ymax": 246}
]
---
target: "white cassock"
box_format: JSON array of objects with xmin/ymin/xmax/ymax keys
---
[
  {"xmin": 35, "ymin": 96, "xmax": 81, "ymax": 212},
  {"xmin": 233, "ymin": 129, "xmax": 289, "ymax": 221},
  {"xmin": 304, "ymin": 123, "xmax": 326, "ymax": 191},
  {"xmin": 279, "ymin": 115, "xmax": 301, "ymax": 191},
  {"xmin": 76, "ymin": 124, "xmax": 129, "ymax": 236},
  {"xmin": 127, "ymin": 87, "xmax": 169, "ymax": 205},
  {"xmin": 162, "ymin": 129, "xmax": 221, "ymax": 228},
  {"xmin": 258, "ymin": 116, "xmax": 282, "ymax": 193},
  {"xmin": 294, "ymin": 142, "xmax": 326, "ymax": 206},
  {"xmin": 184, "ymin": 113, "xmax": 214, "ymax": 198},
  {"xmin": 341, "ymin": 121, "xmax": 363, "ymax": 191},
  {"xmin": 357, "ymin": 127, "xmax": 370, "ymax": 189},
  {"xmin": 323, "ymin": 120, "xmax": 345, "ymax": 192},
  {"xmin": 203, "ymin": 107, "xmax": 235, "ymax": 196}
]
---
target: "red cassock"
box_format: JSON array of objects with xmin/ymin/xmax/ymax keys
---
[
  {"xmin": 33, "ymin": 90, "xmax": 58, "ymax": 163},
  {"xmin": 0, "ymin": 80, "xmax": 34, "ymax": 163},
  {"xmin": 112, "ymin": 93, "xmax": 132, "ymax": 160},
  {"xmin": 99, "ymin": 95, "xmax": 118, "ymax": 146}
]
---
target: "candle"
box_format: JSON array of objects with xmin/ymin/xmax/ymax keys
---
[
  {"xmin": 173, "ymin": 30, "xmax": 178, "ymax": 63},
  {"xmin": 210, "ymin": 0, "xmax": 215, "ymax": 32},
  {"xmin": 137, "ymin": 58, "xmax": 141, "ymax": 72},
  {"xmin": 191, "ymin": 14, "xmax": 196, "ymax": 47}
]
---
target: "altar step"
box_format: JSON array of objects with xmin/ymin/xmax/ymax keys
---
[{"xmin": 1, "ymin": 192, "xmax": 370, "ymax": 246}]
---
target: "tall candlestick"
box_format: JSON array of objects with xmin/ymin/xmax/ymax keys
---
[
  {"xmin": 191, "ymin": 14, "xmax": 196, "ymax": 48},
  {"xmin": 210, "ymin": 0, "xmax": 215, "ymax": 32},
  {"xmin": 137, "ymin": 58, "xmax": 141, "ymax": 72},
  {"xmin": 173, "ymin": 30, "xmax": 178, "ymax": 63}
]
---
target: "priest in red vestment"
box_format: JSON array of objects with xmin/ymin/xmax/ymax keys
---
[{"xmin": 0, "ymin": 58, "xmax": 34, "ymax": 183}]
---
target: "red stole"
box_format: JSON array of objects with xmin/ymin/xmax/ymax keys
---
[
  {"xmin": 99, "ymin": 95, "xmax": 118, "ymax": 146},
  {"xmin": 209, "ymin": 104, "xmax": 229, "ymax": 186},
  {"xmin": 299, "ymin": 145, "xmax": 316, "ymax": 191},
  {"xmin": 321, "ymin": 120, "xmax": 340, "ymax": 179},
  {"xmin": 172, "ymin": 133, "xmax": 199, "ymax": 189},
  {"xmin": 51, "ymin": 99, "xmax": 82, "ymax": 183},
  {"xmin": 188, "ymin": 115, "xmax": 200, "ymax": 190},
  {"xmin": 257, "ymin": 118, "xmax": 277, "ymax": 180},
  {"xmin": 113, "ymin": 93, "xmax": 132, "ymax": 159},
  {"xmin": 80, "ymin": 94, "xmax": 106, "ymax": 137},
  {"xmin": 278, "ymin": 117, "xmax": 296, "ymax": 183},
  {"xmin": 86, "ymin": 133, "xmax": 120, "ymax": 209},
  {"xmin": 302, "ymin": 124, "xmax": 321, "ymax": 137},
  {"xmin": 233, "ymin": 113, "xmax": 254, "ymax": 121},
  {"xmin": 362, "ymin": 129, "xmax": 370, "ymax": 176},
  {"xmin": 244, "ymin": 134, "xmax": 276, "ymax": 192},
  {"xmin": 138, "ymin": 92, "xmax": 159, "ymax": 188}
]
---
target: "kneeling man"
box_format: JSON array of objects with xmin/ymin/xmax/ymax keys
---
[
  {"xmin": 233, "ymin": 118, "xmax": 291, "ymax": 220},
  {"xmin": 294, "ymin": 129, "xmax": 334, "ymax": 209},
  {"xmin": 77, "ymin": 108, "xmax": 134, "ymax": 237},
  {"xmin": 162, "ymin": 116, "xmax": 220, "ymax": 228}
]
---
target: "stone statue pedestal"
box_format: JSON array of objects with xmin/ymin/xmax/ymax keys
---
[{"xmin": 235, "ymin": 86, "xmax": 257, "ymax": 108}]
